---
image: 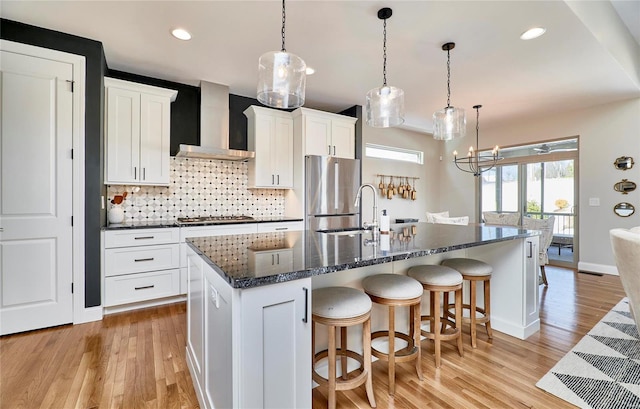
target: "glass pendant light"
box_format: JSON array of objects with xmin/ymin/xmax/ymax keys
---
[
  {"xmin": 257, "ymin": 0, "xmax": 306, "ymax": 109},
  {"xmin": 366, "ymin": 7, "xmax": 404, "ymax": 128},
  {"xmin": 433, "ymin": 42, "xmax": 466, "ymax": 140}
]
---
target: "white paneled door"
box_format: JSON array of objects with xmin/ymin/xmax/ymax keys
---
[{"xmin": 0, "ymin": 49, "xmax": 74, "ymax": 335}]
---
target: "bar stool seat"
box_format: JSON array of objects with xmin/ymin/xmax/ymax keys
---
[
  {"xmin": 312, "ymin": 287, "xmax": 376, "ymax": 409},
  {"xmin": 408, "ymin": 264, "xmax": 464, "ymax": 367},
  {"xmin": 441, "ymin": 258, "xmax": 493, "ymax": 348},
  {"xmin": 362, "ymin": 274, "xmax": 423, "ymax": 396}
]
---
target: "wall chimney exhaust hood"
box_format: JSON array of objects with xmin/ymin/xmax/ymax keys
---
[{"xmin": 176, "ymin": 81, "xmax": 255, "ymax": 161}]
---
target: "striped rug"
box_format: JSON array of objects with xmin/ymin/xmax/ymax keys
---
[{"xmin": 536, "ymin": 298, "xmax": 640, "ymax": 408}]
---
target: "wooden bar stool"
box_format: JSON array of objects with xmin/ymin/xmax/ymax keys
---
[
  {"xmin": 361, "ymin": 274, "xmax": 423, "ymax": 396},
  {"xmin": 407, "ymin": 265, "xmax": 464, "ymax": 367},
  {"xmin": 441, "ymin": 258, "xmax": 493, "ymax": 348},
  {"xmin": 312, "ymin": 287, "xmax": 376, "ymax": 409}
]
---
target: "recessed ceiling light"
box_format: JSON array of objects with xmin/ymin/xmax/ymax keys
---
[
  {"xmin": 305, "ymin": 67, "xmax": 315, "ymax": 75},
  {"xmin": 172, "ymin": 28, "xmax": 192, "ymax": 41},
  {"xmin": 520, "ymin": 27, "xmax": 546, "ymax": 40}
]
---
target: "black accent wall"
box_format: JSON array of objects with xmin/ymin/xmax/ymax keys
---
[
  {"xmin": 106, "ymin": 70, "xmax": 199, "ymax": 156},
  {"xmin": 1, "ymin": 18, "xmax": 105, "ymax": 308}
]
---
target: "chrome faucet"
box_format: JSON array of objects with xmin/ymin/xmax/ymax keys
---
[{"xmin": 354, "ymin": 183, "xmax": 379, "ymax": 242}]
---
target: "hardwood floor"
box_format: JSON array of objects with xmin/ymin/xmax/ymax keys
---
[{"xmin": 0, "ymin": 267, "xmax": 625, "ymax": 409}]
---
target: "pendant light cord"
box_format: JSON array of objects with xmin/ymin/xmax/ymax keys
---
[
  {"xmin": 446, "ymin": 48, "xmax": 451, "ymax": 108},
  {"xmin": 382, "ymin": 17, "xmax": 388, "ymax": 87},
  {"xmin": 281, "ymin": 0, "xmax": 286, "ymax": 52}
]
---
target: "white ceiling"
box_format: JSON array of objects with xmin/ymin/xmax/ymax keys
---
[{"xmin": 2, "ymin": 1, "xmax": 639, "ymax": 133}]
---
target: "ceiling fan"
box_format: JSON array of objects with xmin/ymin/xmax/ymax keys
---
[{"xmin": 533, "ymin": 143, "xmax": 578, "ymax": 155}]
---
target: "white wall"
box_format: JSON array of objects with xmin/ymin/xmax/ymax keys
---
[
  {"xmin": 438, "ymin": 97, "xmax": 640, "ymax": 273},
  {"xmin": 360, "ymin": 126, "xmax": 441, "ymax": 225}
]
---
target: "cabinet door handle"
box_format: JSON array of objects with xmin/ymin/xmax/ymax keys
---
[
  {"xmin": 276, "ymin": 174, "xmax": 280, "ymax": 185},
  {"xmin": 277, "ymin": 253, "xmax": 280, "ymax": 264},
  {"xmin": 328, "ymin": 145, "xmax": 331, "ymax": 155},
  {"xmin": 527, "ymin": 241, "xmax": 533, "ymax": 258},
  {"xmin": 275, "ymin": 227, "xmax": 288, "ymax": 231},
  {"xmin": 135, "ymin": 257, "xmax": 155, "ymax": 262},
  {"xmin": 134, "ymin": 167, "xmax": 137, "ymax": 179},
  {"xmin": 135, "ymin": 285, "xmax": 155, "ymax": 290},
  {"xmin": 302, "ymin": 287, "xmax": 309, "ymax": 323},
  {"xmin": 272, "ymin": 174, "xmax": 275, "ymax": 184},
  {"xmin": 271, "ymin": 254, "xmax": 275, "ymax": 265},
  {"xmin": 333, "ymin": 145, "xmax": 336, "ymax": 156},
  {"xmin": 143, "ymin": 167, "xmax": 146, "ymax": 180},
  {"xmin": 134, "ymin": 236, "xmax": 155, "ymax": 240}
]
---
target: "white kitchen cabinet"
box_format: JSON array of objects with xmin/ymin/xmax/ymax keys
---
[
  {"xmin": 104, "ymin": 77, "xmax": 177, "ymax": 186},
  {"xmin": 245, "ymin": 105, "xmax": 294, "ymax": 189},
  {"xmin": 186, "ymin": 246, "xmax": 311, "ymax": 409},
  {"xmin": 186, "ymin": 248, "xmax": 205, "ymax": 393},
  {"xmin": 103, "ymin": 228, "xmax": 180, "ymax": 309},
  {"xmin": 293, "ymin": 107, "xmax": 357, "ymax": 159}
]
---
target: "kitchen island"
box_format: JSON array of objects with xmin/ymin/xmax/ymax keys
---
[{"xmin": 185, "ymin": 223, "xmax": 539, "ymax": 409}]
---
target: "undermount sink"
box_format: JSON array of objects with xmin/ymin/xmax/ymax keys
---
[{"xmin": 317, "ymin": 228, "xmax": 370, "ymax": 236}]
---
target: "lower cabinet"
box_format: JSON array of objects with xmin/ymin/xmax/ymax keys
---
[
  {"xmin": 103, "ymin": 228, "xmax": 180, "ymax": 309},
  {"xmin": 186, "ymin": 246, "xmax": 311, "ymax": 409}
]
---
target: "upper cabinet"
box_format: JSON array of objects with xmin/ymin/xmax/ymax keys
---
[
  {"xmin": 104, "ymin": 78, "xmax": 178, "ymax": 185},
  {"xmin": 292, "ymin": 108, "xmax": 356, "ymax": 159},
  {"xmin": 244, "ymin": 106, "xmax": 294, "ymax": 189}
]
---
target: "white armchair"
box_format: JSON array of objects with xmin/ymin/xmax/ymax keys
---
[
  {"xmin": 483, "ymin": 211, "xmax": 521, "ymax": 226},
  {"xmin": 610, "ymin": 228, "xmax": 640, "ymax": 330},
  {"xmin": 522, "ymin": 215, "xmax": 556, "ymax": 286}
]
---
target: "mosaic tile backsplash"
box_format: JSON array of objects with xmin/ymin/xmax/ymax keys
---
[{"xmin": 107, "ymin": 157, "xmax": 285, "ymax": 222}]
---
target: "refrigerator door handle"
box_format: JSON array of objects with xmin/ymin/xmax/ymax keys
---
[{"xmin": 334, "ymin": 162, "xmax": 339, "ymax": 210}]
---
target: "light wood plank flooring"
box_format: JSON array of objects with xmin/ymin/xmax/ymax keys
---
[{"xmin": 0, "ymin": 267, "xmax": 625, "ymax": 409}]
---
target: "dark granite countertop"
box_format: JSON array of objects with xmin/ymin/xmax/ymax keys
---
[
  {"xmin": 103, "ymin": 217, "xmax": 303, "ymax": 230},
  {"xmin": 104, "ymin": 220, "xmax": 178, "ymax": 230},
  {"xmin": 186, "ymin": 223, "xmax": 538, "ymax": 289}
]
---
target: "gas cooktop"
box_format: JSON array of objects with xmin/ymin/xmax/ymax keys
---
[{"xmin": 176, "ymin": 215, "xmax": 255, "ymax": 225}]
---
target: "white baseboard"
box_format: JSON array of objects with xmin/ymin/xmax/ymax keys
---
[
  {"xmin": 103, "ymin": 295, "xmax": 187, "ymax": 315},
  {"xmin": 74, "ymin": 306, "xmax": 103, "ymax": 324},
  {"xmin": 577, "ymin": 262, "xmax": 619, "ymax": 276},
  {"xmin": 491, "ymin": 317, "xmax": 540, "ymax": 340}
]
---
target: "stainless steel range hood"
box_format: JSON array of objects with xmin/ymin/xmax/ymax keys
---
[{"xmin": 176, "ymin": 81, "xmax": 255, "ymax": 161}]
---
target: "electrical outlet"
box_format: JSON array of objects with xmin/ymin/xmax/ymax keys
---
[{"xmin": 135, "ymin": 198, "xmax": 146, "ymax": 207}]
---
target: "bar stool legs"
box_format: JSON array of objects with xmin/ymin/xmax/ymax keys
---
[
  {"xmin": 441, "ymin": 258, "xmax": 493, "ymax": 348},
  {"xmin": 409, "ymin": 265, "xmax": 464, "ymax": 368},
  {"xmin": 362, "ymin": 274, "xmax": 424, "ymax": 396},
  {"xmin": 312, "ymin": 287, "xmax": 376, "ymax": 409}
]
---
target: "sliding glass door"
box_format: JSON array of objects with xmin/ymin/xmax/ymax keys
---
[
  {"xmin": 480, "ymin": 156, "xmax": 577, "ymax": 268},
  {"xmin": 524, "ymin": 160, "xmax": 576, "ymax": 267}
]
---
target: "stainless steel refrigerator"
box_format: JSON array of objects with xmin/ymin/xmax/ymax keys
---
[{"xmin": 305, "ymin": 155, "xmax": 361, "ymax": 231}]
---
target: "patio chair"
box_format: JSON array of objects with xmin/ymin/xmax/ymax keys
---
[
  {"xmin": 522, "ymin": 215, "xmax": 556, "ymax": 286},
  {"xmin": 610, "ymin": 228, "xmax": 640, "ymax": 330}
]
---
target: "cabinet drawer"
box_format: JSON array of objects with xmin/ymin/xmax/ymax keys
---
[
  {"xmin": 105, "ymin": 228, "xmax": 179, "ymax": 248},
  {"xmin": 104, "ymin": 269, "xmax": 180, "ymax": 307},
  {"xmin": 256, "ymin": 221, "xmax": 304, "ymax": 233},
  {"xmin": 105, "ymin": 244, "xmax": 179, "ymax": 276}
]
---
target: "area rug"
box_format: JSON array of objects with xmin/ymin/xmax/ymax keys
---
[{"xmin": 536, "ymin": 298, "xmax": 640, "ymax": 408}]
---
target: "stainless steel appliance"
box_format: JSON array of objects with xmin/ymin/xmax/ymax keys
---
[{"xmin": 305, "ymin": 155, "xmax": 361, "ymax": 231}]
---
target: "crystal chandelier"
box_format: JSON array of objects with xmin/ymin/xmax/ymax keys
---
[
  {"xmin": 453, "ymin": 105, "xmax": 502, "ymax": 176},
  {"xmin": 257, "ymin": 0, "xmax": 306, "ymax": 109},
  {"xmin": 433, "ymin": 42, "xmax": 465, "ymax": 140},
  {"xmin": 365, "ymin": 7, "xmax": 404, "ymax": 128}
]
